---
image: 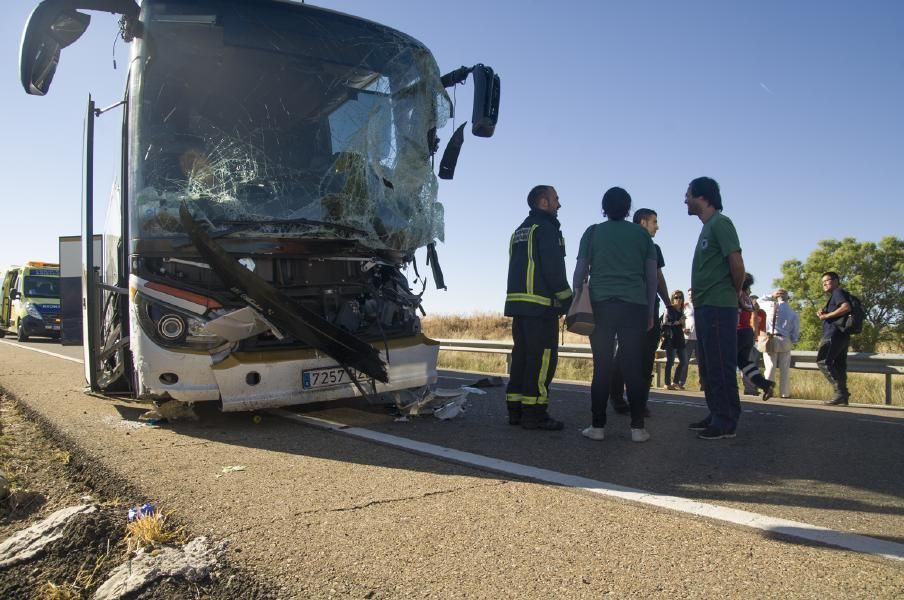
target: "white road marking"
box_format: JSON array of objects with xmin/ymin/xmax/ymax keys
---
[
  {"xmin": 273, "ymin": 409, "xmax": 904, "ymax": 563},
  {"xmin": 0, "ymin": 340, "xmax": 84, "ymax": 364},
  {"xmin": 857, "ymin": 418, "xmax": 904, "ymax": 427}
]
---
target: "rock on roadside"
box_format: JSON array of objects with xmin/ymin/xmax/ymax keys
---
[
  {"xmin": 94, "ymin": 536, "xmax": 222, "ymax": 600},
  {"xmin": 0, "ymin": 504, "xmax": 97, "ymax": 568}
]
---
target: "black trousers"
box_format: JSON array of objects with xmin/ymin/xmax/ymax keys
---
[
  {"xmin": 610, "ymin": 318, "xmax": 659, "ymax": 403},
  {"xmin": 506, "ymin": 315, "xmax": 559, "ymax": 409},
  {"xmin": 591, "ymin": 300, "xmax": 648, "ymax": 429},
  {"xmin": 817, "ymin": 331, "xmax": 850, "ymax": 398}
]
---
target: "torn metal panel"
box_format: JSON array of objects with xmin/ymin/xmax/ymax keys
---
[
  {"xmin": 130, "ymin": 1, "xmax": 451, "ymax": 255},
  {"xmin": 179, "ymin": 204, "xmax": 388, "ymax": 381},
  {"xmin": 203, "ymin": 306, "xmax": 276, "ymax": 342}
]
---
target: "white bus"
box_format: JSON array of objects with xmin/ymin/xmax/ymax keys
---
[{"xmin": 19, "ymin": 0, "xmax": 499, "ymax": 411}]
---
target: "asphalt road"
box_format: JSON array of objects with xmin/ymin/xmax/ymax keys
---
[{"xmin": 1, "ymin": 339, "xmax": 902, "ymax": 598}]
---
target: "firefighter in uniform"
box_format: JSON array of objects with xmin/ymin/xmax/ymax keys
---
[{"xmin": 504, "ymin": 185, "xmax": 573, "ymax": 430}]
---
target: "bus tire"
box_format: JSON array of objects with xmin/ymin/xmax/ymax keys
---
[
  {"xmin": 16, "ymin": 321, "xmax": 28, "ymax": 342},
  {"xmin": 0, "ymin": 329, "xmax": 6, "ymax": 338}
]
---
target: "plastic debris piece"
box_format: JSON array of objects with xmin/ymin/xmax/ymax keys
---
[
  {"xmin": 128, "ymin": 503, "xmax": 156, "ymax": 522},
  {"xmin": 433, "ymin": 395, "xmax": 467, "ymax": 420},
  {"xmin": 392, "ymin": 386, "xmax": 476, "ymax": 420},
  {"xmin": 460, "ymin": 386, "xmax": 487, "ymax": 395},
  {"xmin": 220, "ymin": 465, "xmax": 246, "ymax": 474},
  {"xmin": 469, "ymin": 376, "xmax": 504, "ymax": 388}
]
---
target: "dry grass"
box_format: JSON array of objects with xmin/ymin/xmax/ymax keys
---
[
  {"xmin": 422, "ymin": 312, "xmax": 590, "ymax": 345},
  {"xmin": 36, "ymin": 549, "xmax": 112, "ymax": 600},
  {"xmin": 125, "ymin": 510, "xmax": 188, "ymax": 553},
  {"xmin": 36, "ymin": 582, "xmax": 80, "ymax": 600},
  {"xmin": 426, "ymin": 313, "xmax": 903, "ymax": 406}
]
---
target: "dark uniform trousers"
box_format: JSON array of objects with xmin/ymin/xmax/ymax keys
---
[
  {"xmin": 506, "ymin": 315, "xmax": 559, "ymax": 419},
  {"xmin": 817, "ymin": 330, "xmax": 850, "ymax": 399}
]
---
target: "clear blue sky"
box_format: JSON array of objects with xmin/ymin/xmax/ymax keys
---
[{"xmin": 2, "ymin": 1, "xmax": 902, "ymax": 315}]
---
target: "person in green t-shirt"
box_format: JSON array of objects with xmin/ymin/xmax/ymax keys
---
[
  {"xmin": 573, "ymin": 187, "xmax": 657, "ymax": 443},
  {"xmin": 684, "ymin": 176, "xmax": 747, "ymax": 441}
]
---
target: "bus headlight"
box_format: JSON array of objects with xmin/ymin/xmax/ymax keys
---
[
  {"xmin": 157, "ymin": 314, "xmax": 186, "ymax": 341},
  {"xmin": 25, "ymin": 302, "xmax": 43, "ymax": 319},
  {"xmin": 136, "ymin": 293, "xmax": 226, "ymax": 351}
]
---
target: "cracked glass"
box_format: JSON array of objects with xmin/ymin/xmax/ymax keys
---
[{"xmin": 129, "ymin": 0, "xmax": 450, "ymax": 254}]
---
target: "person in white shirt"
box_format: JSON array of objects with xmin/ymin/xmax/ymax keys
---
[
  {"xmin": 678, "ymin": 288, "xmax": 696, "ymax": 389},
  {"xmin": 763, "ymin": 288, "xmax": 801, "ymax": 398}
]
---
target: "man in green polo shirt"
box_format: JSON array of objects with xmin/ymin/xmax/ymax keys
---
[{"xmin": 685, "ymin": 177, "xmax": 746, "ymax": 440}]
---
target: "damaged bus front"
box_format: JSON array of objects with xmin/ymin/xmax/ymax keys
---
[{"xmin": 19, "ymin": 0, "xmax": 499, "ymax": 411}]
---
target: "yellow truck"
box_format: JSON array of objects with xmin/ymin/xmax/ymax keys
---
[{"xmin": 0, "ymin": 261, "xmax": 61, "ymax": 341}]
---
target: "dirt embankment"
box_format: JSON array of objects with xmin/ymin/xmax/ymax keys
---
[{"xmin": 0, "ymin": 393, "xmax": 275, "ymax": 599}]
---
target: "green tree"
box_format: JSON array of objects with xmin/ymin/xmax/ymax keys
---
[{"xmin": 774, "ymin": 236, "xmax": 903, "ymax": 351}]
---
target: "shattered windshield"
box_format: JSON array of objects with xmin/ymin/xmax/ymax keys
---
[{"xmin": 130, "ymin": 0, "xmax": 450, "ymax": 253}]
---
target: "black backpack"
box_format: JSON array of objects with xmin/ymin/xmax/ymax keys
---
[{"xmin": 836, "ymin": 290, "xmax": 865, "ymax": 335}]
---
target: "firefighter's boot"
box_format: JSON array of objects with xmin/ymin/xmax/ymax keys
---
[{"xmin": 520, "ymin": 404, "xmax": 564, "ymax": 431}]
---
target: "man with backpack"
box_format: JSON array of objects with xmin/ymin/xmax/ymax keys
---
[{"xmin": 817, "ymin": 271, "xmax": 855, "ymax": 406}]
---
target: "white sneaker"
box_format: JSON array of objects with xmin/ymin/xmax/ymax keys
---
[
  {"xmin": 581, "ymin": 426, "xmax": 605, "ymax": 441},
  {"xmin": 631, "ymin": 428, "xmax": 651, "ymax": 443}
]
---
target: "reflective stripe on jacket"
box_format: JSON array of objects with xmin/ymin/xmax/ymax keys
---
[{"xmin": 504, "ymin": 210, "xmax": 573, "ymax": 317}]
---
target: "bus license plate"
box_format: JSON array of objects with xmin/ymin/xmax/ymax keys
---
[{"xmin": 302, "ymin": 366, "xmax": 367, "ymax": 390}]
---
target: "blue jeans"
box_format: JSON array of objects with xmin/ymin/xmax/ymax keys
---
[{"xmin": 695, "ymin": 305, "xmax": 741, "ymax": 432}]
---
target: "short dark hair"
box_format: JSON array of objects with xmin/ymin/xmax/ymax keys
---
[
  {"xmin": 689, "ymin": 177, "xmax": 723, "ymax": 211},
  {"xmin": 822, "ymin": 271, "xmax": 840, "ymax": 282},
  {"xmin": 743, "ymin": 272, "xmax": 755, "ymax": 291},
  {"xmin": 633, "ymin": 208, "xmax": 656, "ymax": 225},
  {"xmin": 527, "ymin": 185, "xmax": 553, "ymax": 209},
  {"xmin": 602, "ymin": 187, "xmax": 631, "ymax": 220}
]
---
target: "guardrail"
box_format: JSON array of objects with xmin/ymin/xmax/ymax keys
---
[{"xmin": 435, "ymin": 338, "xmax": 904, "ymax": 406}]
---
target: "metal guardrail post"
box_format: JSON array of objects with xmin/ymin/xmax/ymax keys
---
[{"xmin": 886, "ymin": 374, "xmax": 893, "ymax": 406}]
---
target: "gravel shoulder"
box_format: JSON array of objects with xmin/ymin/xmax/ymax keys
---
[{"xmin": 0, "ymin": 393, "xmax": 275, "ymax": 599}]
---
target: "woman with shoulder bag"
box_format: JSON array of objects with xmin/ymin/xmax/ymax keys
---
[
  {"xmin": 572, "ymin": 187, "xmax": 657, "ymax": 443},
  {"xmin": 663, "ymin": 290, "xmax": 687, "ymax": 390}
]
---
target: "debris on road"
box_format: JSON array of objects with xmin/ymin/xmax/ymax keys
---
[
  {"xmin": 393, "ymin": 386, "xmax": 485, "ymax": 420},
  {"xmin": 102, "ymin": 416, "xmax": 148, "ymax": 430},
  {"xmin": 218, "ymin": 465, "xmax": 247, "ymax": 477},
  {"xmin": 141, "ymin": 399, "xmax": 199, "ymax": 422},
  {"xmin": 468, "ymin": 376, "xmax": 505, "ymax": 388}
]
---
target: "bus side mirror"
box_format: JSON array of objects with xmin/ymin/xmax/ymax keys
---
[
  {"xmin": 471, "ymin": 64, "xmax": 500, "ymax": 138},
  {"xmin": 10, "ymin": 289, "xmax": 20, "ymax": 300},
  {"xmin": 20, "ymin": 1, "xmax": 92, "ymax": 96}
]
